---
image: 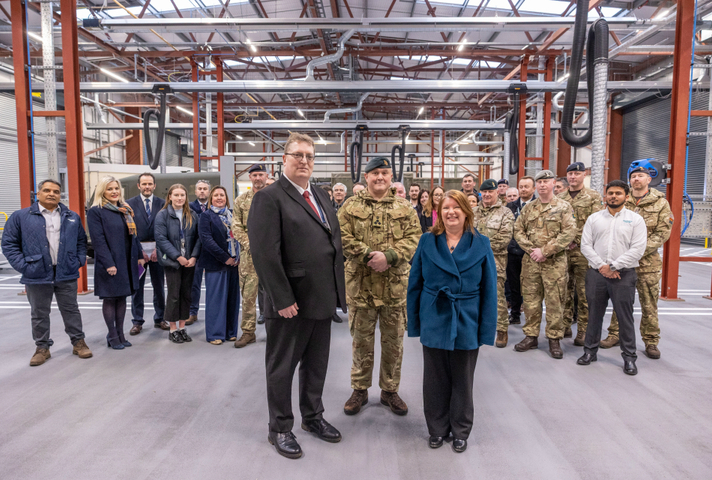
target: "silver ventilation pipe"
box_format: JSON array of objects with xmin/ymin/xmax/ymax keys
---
[
  {"xmin": 323, "ymin": 92, "xmax": 370, "ymax": 121},
  {"xmin": 472, "ymin": 130, "xmax": 504, "ymax": 146},
  {"xmin": 590, "ymin": 55, "xmax": 609, "ymax": 195},
  {"xmin": 305, "ymin": 29, "xmax": 357, "ymax": 81}
]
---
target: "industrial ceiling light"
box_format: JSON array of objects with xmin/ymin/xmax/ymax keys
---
[
  {"xmin": 298, "ymin": 109, "xmax": 305, "ymax": 117},
  {"xmin": 176, "ymin": 106, "xmax": 193, "ymax": 116},
  {"xmin": 559, "ymin": 73, "xmax": 570, "ymax": 82},
  {"xmin": 100, "ymin": 67, "xmax": 129, "ymax": 83},
  {"xmin": 27, "ymin": 31, "xmax": 43, "ymax": 43},
  {"xmin": 248, "ymin": 141, "xmax": 255, "ymax": 146},
  {"xmin": 234, "ymin": 134, "xmax": 243, "ymax": 140},
  {"xmin": 457, "ymin": 39, "xmax": 467, "ymax": 52},
  {"xmin": 654, "ymin": 8, "xmax": 670, "ymax": 20},
  {"xmin": 246, "ymin": 38, "xmax": 257, "ymax": 52},
  {"xmin": 417, "ymin": 106, "xmax": 425, "ymax": 117}
]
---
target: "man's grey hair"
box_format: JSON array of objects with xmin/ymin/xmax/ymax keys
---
[
  {"xmin": 506, "ymin": 187, "xmax": 519, "ymax": 195},
  {"xmin": 392, "ymin": 182, "xmax": 405, "ymax": 188},
  {"xmin": 38, "ymin": 179, "xmax": 62, "ymax": 191},
  {"xmin": 333, "ymin": 183, "xmax": 347, "ymax": 190},
  {"xmin": 556, "ymin": 177, "xmax": 570, "ymax": 188},
  {"xmin": 196, "ymin": 179, "xmax": 211, "ymax": 188}
]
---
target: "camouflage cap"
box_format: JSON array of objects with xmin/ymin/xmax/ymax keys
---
[
  {"xmin": 535, "ymin": 169, "xmax": 556, "ymax": 181},
  {"xmin": 364, "ymin": 156, "xmax": 392, "ymax": 173},
  {"xmin": 480, "ymin": 179, "xmax": 498, "ymax": 191}
]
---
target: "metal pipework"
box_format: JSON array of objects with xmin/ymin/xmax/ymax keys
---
[
  {"xmin": 472, "ymin": 130, "xmax": 504, "ymax": 146},
  {"xmin": 305, "ymin": 29, "xmax": 356, "ymax": 81},
  {"xmin": 324, "ymin": 92, "xmax": 369, "ymax": 121},
  {"xmin": 552, "ymin": 92, "xmax": 589, "ymax": 114}
]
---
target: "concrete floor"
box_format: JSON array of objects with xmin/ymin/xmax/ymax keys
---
[{"xmin": 0, "ymin": 256, "xmax": 711, "ymax": 480}]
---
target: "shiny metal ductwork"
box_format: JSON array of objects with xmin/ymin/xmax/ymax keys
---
[
  {"xmin": 305, "ymin": 29, "xmax": 357, "ymax": 81},
  {"xmin": 324, "ymin": 92, "xmax": 370, "ymax": 121}
]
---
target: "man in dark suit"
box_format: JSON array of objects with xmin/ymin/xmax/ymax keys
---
[
  {"xmin": 127, "ymin": 173, "xmax": 168, "ymax": 334},
  {"xmin": 506, "ymin": 175, "xmax": 536, "ymax": 325},
  {"xmin": 187, "ymin": 179, "xmax": 211, "ymax": 325},
  {"xmin": 248, "ymin": 132, "xmax": 346, "ymax": 460}
]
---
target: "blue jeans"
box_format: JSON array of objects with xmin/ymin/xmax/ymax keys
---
[
  {"xmin": 189, "ymin": 265, "xmax": 204, "ymax": 316},
  {"xmin": 131, "ymin": 261, "xmax": 165, "ymax": 325},
  {"xmin": 204, "ymin": 267, "xmax": 240, "ymax": 341}
]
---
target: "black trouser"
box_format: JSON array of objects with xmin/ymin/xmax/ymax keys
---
[
  {"xmin": 164, "ymin": 265, "xmax": 196, "ymax": 323},
  {"xmin": 131, "ymin": 260, "xmax": 165, "ymax": 325},
  {"xmin": 265, "ymin": 316, "xmax": 332, "ymax": 433},
  {"xmin": 25, "ymin": 280, "xmax": 85, "ymax": 349},
  {"xmin": 422, "ymin": 345, "xmax": 480, "ymax": 440},
  {"xmin": 506, "ymin": 253, "xmax": 524, "ymax": 314},
  {"xmin": 584, "ymin": 268, "xmax": 638, "ymax": 361}
]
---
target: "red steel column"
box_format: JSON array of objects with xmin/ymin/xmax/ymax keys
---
[
  {"xmin": 192, "ymin": 61, "xmax": 200, "ymax": 172},
  {"xmin": 60, "ymin": 0, "xmax": 89, "ymax": 293},
  {"xmin": 661, "ymin": 0, "xmax": 695, "ymax": 301},
  {"xmin": 517, "ymin": 56, "xmax": 529, "ymax": 183},
  {"xmin": 543, "ymin": 57, "xmax": 553, "ymax": 171},
  {"xmin": 11, "ymin": 0, "xmax": 35, "ymax": 208}
]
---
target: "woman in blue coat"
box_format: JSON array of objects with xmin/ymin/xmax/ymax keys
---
[
  {"xmin": 407, "ymin": 190, "xmax": 497, "ymax": 453},
  {"xmin": 155, "ymin": 184, "xmax": 201, "ymax": 344},
  {"xmin": 198, "ymin": 186, "xmax": 240, "ymax": 344},
  {"xmin": 87, "ymin": 176, "xmax": 144, "ymax": 349}
]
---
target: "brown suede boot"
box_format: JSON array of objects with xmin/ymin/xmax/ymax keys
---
[
  {"xmin": 495, "ymin": 331, "xmax": 508, "ymax": 348},
  {"xmin": 514, "ymin": 336, "xmax": 538, "ymax": 352},
  {"xmin": 72, "ymin": 339, "xmax": 93, "ymax": 359},
  {"xmin": 645, "ymin": 344, "xmax": 661, "ymax": 359},
  {"xmin": 380, "ymin": 391, "xmax": 408, "ymax": 416},
  {"xmin": 564, "ymin": 326, "xmax": 572, "ymax": 338},
  {"xmin": 30, "ymin": 347, "xmax": 51, "ymax": 367},
  {"xmin": 344, "ymin": 389, "xmax": 368, "ymax": 415},
  {"xmin": 600, "ymin": 335, "xmax": 619, "ymax": 349},
  {"xmin": 234, "ymin": 332, "xmax": 256, "ymax": 348},
  {"xmin": 573, "ymin": 330, "xmax": 586, "ymax": 346},
  {"xmin": 548, "ymin": 339, "xmax": 563, "ymax": 359},
  {"xmin": 186, "ymin": 315, "xmax": 198, "ymax": 326}
]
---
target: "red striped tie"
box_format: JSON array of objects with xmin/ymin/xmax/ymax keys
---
[{"xmin": 303, "ymin": 191, "xmax": 320, "ymax": 218}]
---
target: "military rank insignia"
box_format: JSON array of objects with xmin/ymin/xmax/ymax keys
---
[{"xmin": 373, "ymin": 212, "xmax": 383, "ymax": 228}]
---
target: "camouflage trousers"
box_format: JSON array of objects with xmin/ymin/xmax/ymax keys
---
[
  {"xmin": 494, "ymin": 253, "xmax": 509, "ymax": 332},
  {"xmin": 239, "ymin": 252, "xmax": 259, "ymax": 335},
  {"xmin": 608, "ymin": 271, "xmax": 661, "ymax": 345},
  {"xmin": 563, "ymin": 249, "xmax": 589, "ymax": 333},
  {"xmin": 348, "ymin": 305, "xmax": 406, "ymax": 392},
  {"xmin": 521, "ymin": 253, "xmax": 568, "ymax": 340}
]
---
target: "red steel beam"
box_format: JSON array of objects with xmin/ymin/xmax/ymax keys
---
[
  {"xmin": 192, "ymin": 62, "xmax": 200, "ymax": 172},
  {"xmin": 661, "ymin": 0, "xmax": 695, "ymax": 301},
  {"xmin": 60, "ymin": 0, "xmax": 89, "ymax": 293},
  {"xmin": 11, "ymin": 0, "xmax": 34, "ymax": 208}
]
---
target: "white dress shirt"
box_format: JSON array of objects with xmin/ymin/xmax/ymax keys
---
[
  {"xmin": 142, "ymin": 194, "xmax": 154, "ymax": 214},
  {"xmin": 283, "ymin": 173, "xmax": 329, "ymax": 227},
  {"xmin": 39, "ymin": 204, "xmax": 61, "ymax": 266},
  {"xmin": 580, "ymin": 206, "xmax": 647, "ymax": 270}
]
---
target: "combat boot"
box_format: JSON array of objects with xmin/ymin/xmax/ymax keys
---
[
  {"xmin": 645, "ymin": 344, "xmax": 661, "ymax": 359},
  {"xmin": 186, "ymin": 315, "xmax": 198, "ymax": 326},
  {"xmin": 508, "ymin": 313, "xmax": 521, "ymax": 325},
  {"xmin": 564, "ymin": 326, "xmax": 572, "ymax": 338},
  {"xmin": 344, "ymin": 389, "xmax": 368, "ymax": 415},
  {"xmin": 514, "ymin": 336, "xmax": 538, "ymax": 352},
  {"xmin": 234, "ymin": 332, "xmax": 256, "ymax": 348},
  {"xmin": 29, "ymin": 347, "xmax": 51, "ymax": 367},
  {"xmin": 380, "ymin": 391, "xmax": 408, "ymax": 416},
  {"xmin": 72, "ymin": 339, "xmax": 93, "ymax": 359},
  {"xmin": 495, "ymin": 331, "xmax": 508, "ymax": 348},
  {"xmin": 600, "ymin": 335, "xmax": 619, "ymax": 349},
  {"xmin": 573, "ymin": 330, "xmax": 586, "ymax": 346},
  {"xmin": 548, "ymin": 339, "xmax": 563, "ymax": 359}
]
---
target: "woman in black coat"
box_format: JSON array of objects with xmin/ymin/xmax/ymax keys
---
[
  {"xmin": 87, "ymin": 176, "xmax": 144, "ymax": 349},
  {"xmin": 198, "ymin": 186, "xmax": 240, "ymax": 345},
  {"xmin": 155, "ymin": 184, "xmax": 201, "ymax": 344},
  {"xmin": 419, "ymin": 185, "xmax": 443, "ymax": 234}
]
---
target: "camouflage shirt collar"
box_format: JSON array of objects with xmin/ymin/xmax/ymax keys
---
[{"xmin": 361, "ymin": 187, "xmax": 397, "ymax": 204}]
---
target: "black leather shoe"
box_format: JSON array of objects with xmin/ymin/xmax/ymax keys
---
[
  {"xmin": 452, "ymin": 438, "xmax": 467, "ymax": 453},
  {"xmin": 169, "ymin": 331, "xmax": 184, "ymax": 344},
  {"xmin": 332, "ymin": 313, "xmax": 343, "ymax": 324},
  {"xmin": 268, "ymin": 431, "xmax": 302, "ymax": 459},
  {"xmin": 301, "ymin": 419, "xmax": 342, "ymax": 443},
  {"xmin": 179, "ymin": 329, "xmax": 192, "ymax": 342},
  {"xmin": 429, "ymin": 436, "xmax": 445, "ymax": 449},
  {"xmin": 623, "ymin": 359, "xmax": 638, "ymax": 376},
  {"xmin": 257, "ymin": 314, "xmax": 265, "ymax": 325},
  {"xmin": 577, "ymin": 353, "xmax": 597, "ymax": 365}
]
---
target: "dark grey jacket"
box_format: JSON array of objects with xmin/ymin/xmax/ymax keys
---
[{"xmin": 154, "ymin": 205, "xmax": 201, "ymax": 269}]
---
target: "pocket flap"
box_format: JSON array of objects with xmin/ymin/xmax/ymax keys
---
[
  {"xmin": 286, "ymin": 268, "xmax": 306, "ymax": 278},
  {"xmin": 24, "ymin": 254, "xmax": 43, "ymax": 263}
]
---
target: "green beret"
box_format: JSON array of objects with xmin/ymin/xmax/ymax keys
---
[
  {"xmin": 364, "ymin": 156, "xmax": 392, "ymax": 174},
  {"xmin": 480, "ymin": 179, "xmax": 497, "ymax": 191}
]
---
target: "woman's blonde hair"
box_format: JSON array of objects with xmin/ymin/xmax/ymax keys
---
[
  {"xmin": 207, "ymin": 185, "xmax": 231, "ymax": 209},
  {"xmin": 423, "ymin": 185, "xmax": 444, "ymax": 218},
  {"xmin": 162, "ymin": 183, "xmax": 193, "ymax": 228},
  {"xmin": 93, "ymin": 175, "xmax": 124, "ymax": 207},
  {"xmin": 430, "ymin": 190, "xmax": 476, "ymax": 236}
]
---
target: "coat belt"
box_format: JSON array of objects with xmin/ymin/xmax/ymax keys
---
[{"xmin": 424, "ymin": 285, "xmax": 479, "ymax": 344}]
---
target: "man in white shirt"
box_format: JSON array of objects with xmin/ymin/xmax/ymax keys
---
[{"xmin": 578, "ymin": 180, "xmax": 647, "ymax": 375}]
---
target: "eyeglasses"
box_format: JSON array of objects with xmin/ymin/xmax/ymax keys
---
[{"xmin": 285, "ymin": 152, "xmax": 315, "ymax": 162}]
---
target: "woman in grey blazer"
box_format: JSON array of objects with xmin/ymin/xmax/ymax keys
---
[{"xmin": 155, "ymin": 184, "xmax": 201, "ymax": 344}]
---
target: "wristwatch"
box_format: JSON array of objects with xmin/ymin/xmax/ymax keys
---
[{"xmin": 609, "ymin": 264, "xmax": 617, "ymax": 272}]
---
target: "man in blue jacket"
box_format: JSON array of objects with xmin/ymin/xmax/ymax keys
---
[
  {"xmin": 1, "ymin": 179, "xmax": 92, "ymax": 366},
  {"xmin": 127, "ymin": 173, "xmax": 167, "ymax": 335}
]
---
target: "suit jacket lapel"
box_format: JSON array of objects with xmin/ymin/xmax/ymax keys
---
[
  {"xmin": 136, "ymin": 197, "xmax": 149, "ymax": 223},
  {"xmin": 279, "ymin": 176, "xmax": 330, "ymax": 232}
]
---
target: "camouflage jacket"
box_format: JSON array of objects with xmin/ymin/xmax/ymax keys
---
[
  {"xmin": 338, "ymin": 187, "xmax": 421, "ymax": 307},
  {"xmin": 557, "ymin": 187, "xmax": 604, "ymax": 247},
  {"xmin": 231, "ymin": 189, "xmax": 254, "ymax": 254},
  {"xmin": 498, "ymin": 193, "xmax": 507, "ymax": 205},
  {"xmin": 473, "ymin": 199, "xmax": 514, "ymax": 256},
  {"xmin": 513, "ymin": 196, "xmax": 577, "ymax": 258},
  {"xmin": 624, "ymin": 188, "xmax": 673, "ymax": 273}
]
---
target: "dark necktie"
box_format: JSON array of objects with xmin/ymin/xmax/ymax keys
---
[
  {"xmin": 145, "ymin": 198, "xmax": 151, "ymax": 217},
  {"xmin": 303, "ymin": 191, "xmax": 321, "ymax": 219},
  {"xmin": 201, "ymin": 203, "xmax": 206, "ymax": 213}
]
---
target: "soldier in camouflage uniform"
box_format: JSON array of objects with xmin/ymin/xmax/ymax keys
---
[
  {"xmin": 338, "ymin": 157, "xmax": 421, "ymax": 417},
  {"xmin": 602, "ymin": 166, "xmax": 673, "ymax": 359},
  {"xmin": 557, "ymin": 162, "xmax": 604, "ymax": 346},
  {"xmin": 230, "ymin": 164, "xmax": 268, "ymax": 348},
  {"xmin": 513, "ymin": 170, "xmax": 577, "ymax": 359},
  {"xmin": 473, "ymin": 179, "xmax": 515, "ymax": 348},
  {"xmin": 497, "ymin": 178, "xmax": 509, "ymax": 205}
]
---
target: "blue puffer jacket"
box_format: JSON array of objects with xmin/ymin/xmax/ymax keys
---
[{"xmin": 1, "ymin": 202, "xmax": 87, "ymax": 284}]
